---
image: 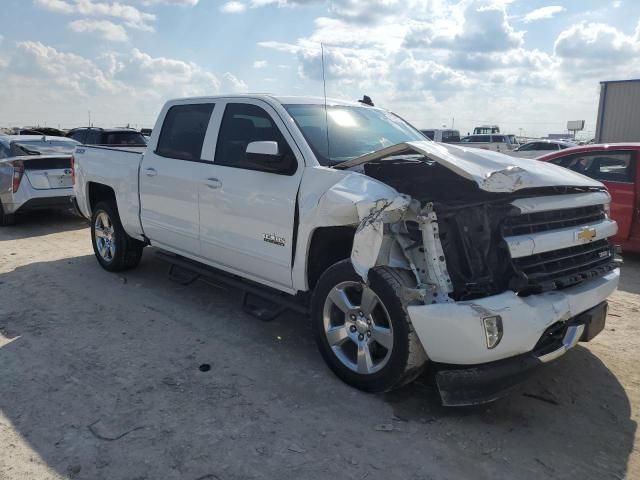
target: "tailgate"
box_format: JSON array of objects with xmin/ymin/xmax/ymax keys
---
[{"xmin": 23, "ymin": 157, "xmax": 73, "ymax": 190}]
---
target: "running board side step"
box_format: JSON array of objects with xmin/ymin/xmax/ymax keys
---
[{"xmin": 157, "ymin": 251, "xmax": 309, "ymax": 321}]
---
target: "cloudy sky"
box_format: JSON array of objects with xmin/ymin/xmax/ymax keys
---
[{"xmin": 1, "ymin": 0, "xmax": 638, "ymax": 137}]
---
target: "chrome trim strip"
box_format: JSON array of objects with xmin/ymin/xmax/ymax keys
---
[
  {"xmin": 505, "ymin": 218, "xmax": 617, "ymax": 258},
  {"xmin": 510, "ymin": 191, "xmax": 610, "ymax": 215}
]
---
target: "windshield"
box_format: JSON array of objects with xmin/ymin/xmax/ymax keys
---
[
  {"xmin": 9, "ymin": 138, "xmax": 79, "ymax": 156},
  {"xmin": 284, "ymin": 104, "xmax": 426, "ymax": 166}
]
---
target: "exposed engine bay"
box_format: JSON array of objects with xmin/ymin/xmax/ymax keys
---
[{"xmin": 348, "ymin": 155, "xmax": 618, "ymax": 302}]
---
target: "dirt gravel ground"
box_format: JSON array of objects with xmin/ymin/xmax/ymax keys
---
[{"xmin": 1, "ymin": 211, "xmax": 639, "ymax": 480}]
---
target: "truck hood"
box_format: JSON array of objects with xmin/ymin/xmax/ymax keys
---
[{"xmin": 334, "ymin": 141, "xmax": 603, "ymax": 193}]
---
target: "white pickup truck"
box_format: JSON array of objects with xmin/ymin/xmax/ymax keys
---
[{"xmin": 73, "ymin": 95, "xmax": 619, "ymax": 405}]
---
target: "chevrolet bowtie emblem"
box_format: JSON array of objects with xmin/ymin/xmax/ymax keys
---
[{"xmin": 576, "ymin": 227, "xmax": 597, "ymax": 242}]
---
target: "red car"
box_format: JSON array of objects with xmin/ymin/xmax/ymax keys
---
[{"xmin": 538, "ymin": 143, "xmax": 640, "ymax": 253}]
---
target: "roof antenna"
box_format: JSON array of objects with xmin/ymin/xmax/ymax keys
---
[{"xmin": 321, "ymin": 43, "xmax": 330, "ymax": 163}]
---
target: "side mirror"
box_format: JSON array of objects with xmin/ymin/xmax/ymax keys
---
[{"xmin": 246, "ymin": 141, "xmax": 281, "ymax": 162}]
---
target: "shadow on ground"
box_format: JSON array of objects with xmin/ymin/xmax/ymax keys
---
[
  {"xmin": 0, "ymin": 209, "xmax": 87, "ymax": 241},
  {"xmin": 618, "ymin": 252, "xmax": 640, "ymax": 294},
  {"xmin": 0, "ymin": 249, "xmax": 636, "ymax": 479}
]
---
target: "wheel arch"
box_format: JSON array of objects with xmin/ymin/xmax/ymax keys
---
[
  {"xmin": 87, "ymin": 182, "xmax": 117, "ymax": 214},
  {"xmin": 306, "ymin": 225, "xmax": 357, "ymax": 291}
]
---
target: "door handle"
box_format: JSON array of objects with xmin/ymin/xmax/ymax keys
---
[
  {"xmin": 205, "ymin": 178, "xmax": 222, "ymax": 189},
  {"xmin": 144, "ymin": 168, "xmax": 157, "ymax": 177}
]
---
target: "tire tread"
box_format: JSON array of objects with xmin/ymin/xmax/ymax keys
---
[{"xmin": 311, "ymin": 259, "xmax": 428, "ymax": 393}]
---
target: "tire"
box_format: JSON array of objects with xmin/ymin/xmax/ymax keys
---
[
  {"xmin": 311, "ymin": 259, "xmax": 428, "ymax": 392},
  {"xmin": 0, "ymin": 200, "xmax": 16, "ymax": 226},
  {"xmin": 91, "ymin": 201, "xmax": 144, "ymax": 272}
]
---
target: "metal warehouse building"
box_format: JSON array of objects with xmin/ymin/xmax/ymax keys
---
[{"xmin": 596, "ymin": 79, "xmax": 640, "ymax": 143}]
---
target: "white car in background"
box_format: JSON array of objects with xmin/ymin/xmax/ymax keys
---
[
  {"xmin": 0, "ymin": 135, "xmax": 79, "ymax": 225},
  {"xmin": 454, "ymin": 133, "xmax": 519, "ymax": 153},
  {"xmin": 510, "ymin": 139, "xmax": 576, "ymax": 159}
]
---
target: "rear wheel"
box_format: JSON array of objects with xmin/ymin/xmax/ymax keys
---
[
  {"xmin": 311, "ymin": 260, "xmax": 428, "ymax": 392},
  {"xmin": 0, "ymin": 200, "xmax": 16, "ymax": 226},
  {"xmin": 91, "ymin": 201, "xmax": 144, "ymax": 271}
]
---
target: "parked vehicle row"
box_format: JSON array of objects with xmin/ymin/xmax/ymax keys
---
[
  {"xmin": 419, "ymin": 129, "xmax": 519, "ymax": 152},
  {"xmin": 66, "ymin": 127, "xmax": 147, "ymax": 147},
  {"xmin": 72, "ymin": 94, "xmax": 619, "ymax": 405},
  {"xmin": 455, "ymin": 133, "xmax": 519, "ymax": 152},
  {"xmin": 510, "ymin": 139, "xmax": 576, "ymax": 158}
]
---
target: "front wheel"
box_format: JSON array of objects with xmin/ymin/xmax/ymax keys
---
[
  {"xmin": 311, "ymin": 260, "xmax": 428, "ymax": 392},
  {"xmin": 91, "ymin": 201, "xmax": 144, "ymax": 271}
]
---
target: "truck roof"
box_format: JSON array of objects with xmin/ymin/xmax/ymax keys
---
[{"xmin": 165, "ymin": 94, "xmax": 376, "ymax": 108}]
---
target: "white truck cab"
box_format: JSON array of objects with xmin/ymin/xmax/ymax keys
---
[{"xmin": 73, "ymin": 95, "xmax": 619, "ymax": 405}]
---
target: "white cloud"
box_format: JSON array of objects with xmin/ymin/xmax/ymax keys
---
[
  {"xmin": 221, "ymin": 1, "xmax": 247, "ymax": 13},
  {"xmin": 523, "ymin": 5, "xmax": 565, "ymax": 23},
  {"xmin": 35, "ymin": 0, "xmax": 156, "ymax": 31},
  {"xmin": 11, "ymin": 40, "xmax": 121, "ymax": 94},
  {"xmin": 221, "ymin": 0, "xmax": 410, "ymax": 23},
  {"xmin": 253, "ymin": 60, "xmax": 268, "ymax": 68},
  {"xmin": 0, "ymin": 40, "xmax": 247, "ymax": 126},
  {"xmin": 223, "ymin": 72, "xmax": 249, "ymax": 91},
  {"xmin": 554, "ymin": 21, "xmax": 640, "ymax": 77},
  {"xmin": 255, "ymin": 0, "xmax": 611, "ymax": 136},
  {"xmin": 69, "ymin": 19, "xmax": 129, "ymax": 41},
  {"xmin": 393, "ymin": 55, "xmax": 472, "ymax": 101},
  {"xmin": 404, "ymin": 2, "xmax": 524, "ymax": 52},
  {"xmin": 135, "ymin": 0, "xmax": 198, "ymax": 4}
]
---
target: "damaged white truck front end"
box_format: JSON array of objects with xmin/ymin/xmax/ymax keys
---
[{"xmin": 312, "ymin": 140, "xmax": 619, "ymax": 405}]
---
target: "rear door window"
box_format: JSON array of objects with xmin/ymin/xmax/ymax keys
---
[
  {"xmin": 156, "ymin": 103, "xmax": 215, "ymax": 161},
  {"xmin": 552, "ymin": 151, "xmax": 635, "ymax": 183},
  {"xmin": 492, "ymin": 135, "xmax": 506, "ymax": 143}
]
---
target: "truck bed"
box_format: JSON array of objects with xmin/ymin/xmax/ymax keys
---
[{"xmin": 73, "ymin": 145, "xmax": 146, "ymax": 240}]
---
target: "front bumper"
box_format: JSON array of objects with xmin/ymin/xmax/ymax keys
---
[
  {"xmin": 407, "ymin": 269, "xmax": 619, "ymax": 365},
  {"xmin": 434, "ymin": 301, "xmax": 608, "ymax": 406},
  {"xmin": 407, "ymin": 270, "xmax": 618, "ymax": 406}
]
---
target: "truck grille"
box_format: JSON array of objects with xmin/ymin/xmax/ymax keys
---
[
  {"xmin": 502, "ymin": 204, "xmax": 605, "ymax": 237},
  {"xmin": 511, "ymin": 239, "xmax": 616, "ymax": 292}
]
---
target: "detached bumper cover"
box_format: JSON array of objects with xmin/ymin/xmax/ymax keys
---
[{"xmin": 435, "ymin": 301, "xmax": 609, "ymax": 406}]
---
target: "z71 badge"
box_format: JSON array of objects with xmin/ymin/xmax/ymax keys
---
[{"xmin": 263, "ymin": 233, "xmax": 286, "ymax": 247}]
